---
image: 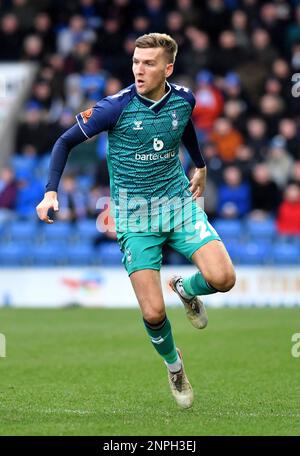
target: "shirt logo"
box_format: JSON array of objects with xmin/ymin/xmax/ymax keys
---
[
  {"xmin": 133, "ymin": 120, "xmax": 143, "ymax": 130},
  {"xmin": 135, "ymin": 151, "xmax": 175, "ymax": 161},
  {"xmin": 151, "ymin": 336, "xmax": 165, "ymax": 345},
  {"xmin": 81, "ymin": 108, "xmax": 93, "ymax": 124}
]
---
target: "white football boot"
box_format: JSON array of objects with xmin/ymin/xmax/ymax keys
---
[
  {"xmin": 169, "ymin": 275, "xmax": 208, "ymax": 329},
  {"xmin": 167, "ymin": 348, "xmax": 194, "ymax": 409}
]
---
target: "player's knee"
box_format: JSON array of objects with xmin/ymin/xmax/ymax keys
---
[
  {"xmin": 207, "ymin": 268, "xmax": 236, "ymax": 292},
  {"xmin": 143, "ymin": 309, "xmax": 166, "ymax": 325}
]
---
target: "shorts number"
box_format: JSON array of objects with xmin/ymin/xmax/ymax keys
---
[
  {"xmin": 195, "ymin": 221, "xmax": 210, "ymax": 240},
  {"xmin": 195, "ymin": 221, "xmax": 217, "ymax": 240}
]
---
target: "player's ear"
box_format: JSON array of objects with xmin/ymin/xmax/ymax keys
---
[{"xmin": 165, "ymin": 63, "xmax": 174, "ymax": 78}]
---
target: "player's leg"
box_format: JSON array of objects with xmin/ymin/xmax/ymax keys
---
[
  {"xmin": 130, "ymin": 268, "xmax": 193, "ymax": 408},
  {"xmin": 118, "ymin": 232, "xmax": 179, "ymax": 367},
  {"xmin": 187, "ymin": 239, "xmax": 236, "ymax": 295},
  {"xmin": 130, "ymin": 269, "xmax": 179, "ymax": 368},
  {"xmin": 168, "ymin": 201, "xmax": 235, "ymax": 327}
]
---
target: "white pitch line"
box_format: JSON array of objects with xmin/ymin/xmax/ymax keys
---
[
  {"xmin": 200, "ymin": 410, "xmax": 300, "ymax": 418},
  {"xmin": 0, "ymin": 406, "xmax": 95, "ymax": 416}
]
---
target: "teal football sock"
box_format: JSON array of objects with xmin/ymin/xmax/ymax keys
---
[
  {"xmin": 182, "ymin": 272, "xmax": 218, "ymax": 297},
  {"xmin": 143, "ymin": 316, "xmax": 178, "ymax": 364}
]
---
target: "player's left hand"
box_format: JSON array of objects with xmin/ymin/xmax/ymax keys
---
[{"xmin": 189, "ymin": 166, "xmax": 207, "ymax": 199}]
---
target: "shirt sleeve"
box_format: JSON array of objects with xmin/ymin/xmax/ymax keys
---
[
  {"xmin": 181, "ymin": 118, "xmax": 206, "ymax": 168},
  {"xmin": 75, "ymin": 94, "xmax": 128, "ymax": 138},
  {"xmin": 45, "ymin": 123, "xmax": 86, "ymax": 192}
]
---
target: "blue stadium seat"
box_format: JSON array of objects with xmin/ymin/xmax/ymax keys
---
[
  {"xmin": 97, "ymin": 242, "xmax": 123, "ymax": 265},
  {"xmin": 0, "ymin": 244, "xmax": 30, "ymax": 266},
  {"xmin": 222, "ymin": 239, "xmax": 241, "ymax": 263},
  {"xmin": 245, "ymin": 218, "xmax": 276, "ymax": 241},
  {"xmin": 11, "ymin": 155, "xmax": 37, "ymax": 174},
  {"xmin": 30, "ymin": 244, "xmax": 68, "ymax": 265},
  {"xmin": 8, "ymin": 220, "xmax": 40, "ymax": 243},
  {"xmin": 42, "ymin": 222, "xmax": 74, "ymax": 243},
  {"xmin": 272, "ymin": 242, "xmax": 300, "ymax": 265},
  {"xmin": 66, "ymin": 243, "xmax": 95, "ymax": 265},
  {"xmin": 238, "ymin": 241, "xmax": 271, "ymax": 265},
  {"xmin": 213, "ymin": 219, "xmax": 243, "ymax": 240},
  {"xmin": 76, "ymin": 219, "xmax": 99, "ymax": 241}
]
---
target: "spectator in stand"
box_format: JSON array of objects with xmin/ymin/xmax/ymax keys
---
[
  {"xmin": 183, "ymin": 28, "xmax": 213, "ymax": 78},
  {"xmin": 30, "ymin": 12, "xmax": 56, "ymax": 55},
  {"xmin": 222, "ymin": 72, "xmax": 246, "ymax": 104},
  {"xmin": 259, "ymin": 93, "xmax": 285, "ymax": 138},
  {"xmin": 265, "ymin": 136, "xmax": 294, "ymax": 189},
  {"xmin": 47, "ymin": 54, "xmax": 66, "ymax": 101},
  {"xmin": 277, "ymin": 183, "xmax": 300, "ymax": 235},
  {"xmin": 223, "ymin": 99, "xmax": 247, "ymax": 134},
  {"xmin": 192, "ymin": 70, "xmax": 224, "ymax": 142},
  {"xmin": 217, "ymin": 166, "xmax": 251, "ymax": 219},
  {"xmin": 210, "ymin": 117, "xmax": 244, "ymax": 162},
  {"xmin": 231, "ymin": 9, "xmax": 250, "ymax": 50},
  {"xmin": 11, "ymin": 0, "xmax": 36, "ymax": 33},
  {"xmin": 278, "ymin": 118, "xmax": 300, "ymax": 161},
  {"xmin": 79, "ymin": 56, "xmax": 109, "ymax": 102},
  {"xmin": 285, "ymin": 4, "xmax": 300, "ymax": 50},
  {"xmin": 237, "ymin": 29, "xmax": 274, "ymax": 104},
  {"xmin": 0, "ymin": 13, "xmax": 22, "ymax": 61},
  {"xmin": 250, "ymin": 163, "xmax": 281, "ymax": 219},
  {"xmin": 115, "ymin": 35, "xmax": 137, "ymax": 86},
  {"xmin": 16, "ymin": 102, "xmax": 48, "ymax": 156},
  {"xmin": 212, "ymin": 30, "xmax": 246, "ymax": 75},
  {"xmin": 15, "ymin": 169, "xmax": 44, "ymax": 219},
  {"xmin": 289, "ymin": 161, "xmax": 300, "ymax": 186},
  {"xmin": 57, "ymin": 14, "xmax": 96, "ymax": 57},
  {"xmin": 176, "ymin": 0, "xmax": 201, "ymax": 27},
  {"xmin": 250, "ymin": 28, "xmax": 279, "ymax": 72},
  {"xmin": 246, "ymin": 117, "xmax": 268, "ymax": 160},
  {"xmin": 202, "ymin": 0, "xmax": 231, "ymax": 43},
  {"xmin": 202, "ymin": 142, "xmax": 224, "ymax": 186},
  {"xmin": 103, "ymin": 77, "xmax": 122, "ymax": 97},
  {"xmin": 144, "ymin": 0, "xmax": 166, "ymax": 32},
  {"xmin": 0, "ymin": 167, "xmax": 18, "ymax": 222},
  {"xmin": 30, "ymin": 79, "xmax": 53, "ymax": 112},
  {"xmin": 74, "ymin": 0, "xmax": 103, "ymax": 31},
  {"xmin": 233, "ymin": 144, "xmax": 256, "ymax": 180},
  {"xmin": 271, "ymin": 58, "xmax": 292, "ymax": 101},
  {"xmin": 22, "ymin": 34, "xmax": 44, "ymax": 61},
  {"xmin": 165, "ymin": 10, "xmax": 187, "ymax": 73},
  {"xmin": 259, "ymin": 2, "xmax": 287, "ymax": 53},
  {"xmin": 63, "ymin": 39, "xmax": 93, "ymax": 75},
  {"xmin": 97, "ymin": 16, "xmax": 123, "ymax": 73},
  {"xmin": 291, "ymin": 41, "xmax": 300, "ymax": 71},
  {"xmin": 56, "ymin": 174, "xmax": 87, "ymax": 222}
]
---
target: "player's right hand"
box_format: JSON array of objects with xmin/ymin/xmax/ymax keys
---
[{"xmin": 36, "ymin": 191, "xmax": 59, "ymax": 224}]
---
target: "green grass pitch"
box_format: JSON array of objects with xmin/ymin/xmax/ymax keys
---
[{"xmin": 0, "ymin": 307, "xmax": 299, "ymax": 436}]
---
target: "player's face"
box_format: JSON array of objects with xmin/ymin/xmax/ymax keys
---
[{"xmin": 132, "ymin": 47, "xmax": 173, "ymax": 99}]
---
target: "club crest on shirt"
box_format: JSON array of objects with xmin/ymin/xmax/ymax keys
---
[
  {"xmin": 81, "ymin": 108, "xmax": 93, "ymax": 124},
  {"xmin": 171, "ymin": 110, "xmax": 178, "ymax": 130}
]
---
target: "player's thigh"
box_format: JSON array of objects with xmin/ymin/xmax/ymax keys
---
[
  {"xmin": 118, "ymin": 232, "xmax": 165, "ymax": 276},
  {"xmin": 168, "ymin": 201, "xmax": 221, "ymax": 262},
  {"xmin": 130, "ymin": 269, "xmax": 166, "ymax": 323},
  {"xmin": 192, "ymin": 240, "xmax": 236, "ymax": 291},
  {"xmin": 118, "ymin": 232, "xmax": 167, "ymax": 321}
]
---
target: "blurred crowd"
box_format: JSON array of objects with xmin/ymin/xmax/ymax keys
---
[{"xmin": 0, "ymin": 0, "xmax": 300, "ymax": 238}]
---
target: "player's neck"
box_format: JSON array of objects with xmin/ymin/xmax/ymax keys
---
[{"xmin": 139, "ymin": 82, "xmax": 170, "ymax": 103}]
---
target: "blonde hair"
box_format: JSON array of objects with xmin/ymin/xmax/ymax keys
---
[{"xmin": 135, "ymin": 33, "xmax": 178, "ymax": 63}]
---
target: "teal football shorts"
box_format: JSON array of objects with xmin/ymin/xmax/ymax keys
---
[{"xmin": 117, "ymin": 199, "xmax": 221, "ymax": 276}]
